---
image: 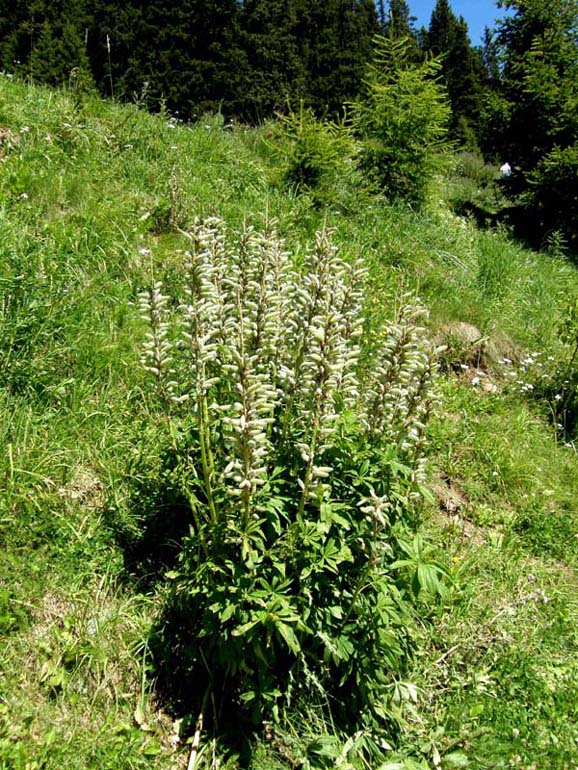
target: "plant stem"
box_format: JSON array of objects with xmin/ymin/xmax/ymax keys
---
[
  {"xmin": 198, "ymin": 382, "xmax": 218, "ymax": 526},
  {"xmin": 559, "ymin": 341, "xmax": 578, "ymax": 423},
  {"xmin": 297, "ymin": 401, "xmax": 321, "ymax": 520}
]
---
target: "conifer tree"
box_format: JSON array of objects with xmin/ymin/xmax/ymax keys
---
[
  {"xmin": 89, "ymin": 0, "xmax": 247, "ymax": 117},
  {"xmin": 0, "ymin": 0, "xmax": 31, "ymax": 73},
  {"xmin": 492, "ymin": 0, "xmax": 578, "ymax": 247},
  {"xmin": 240, "ymin": 0, "xmax": 305, "ymax": 120},
  {"xmin": 425, "ymin": 0, "xmax": 484, "ymax": 147},
  {"xmin": 353, "ymin": 35, "xmax": 450, "ymax": 205},
  {"xmin": 0, "ymin": 0, "xmax": 380, "ymax": 121},
  {"xmin": 0, "ymin": 0, "xmax": 94, "ymax": 86},
  {"xmin": 495, "ymin": 0, "xmax": 578, "ymax": 169},
  {"xmin": 295, "ymin": 0, "xmax": 379, "ymax": 115},
  {"xmin": 85, "ymin": 0, "xmax": 144, "ymax": 100},
  {"xmin": 384, "ymin": 0, "xmax": 421, "ymax": 61},
  {"xmin": 385, "ymin": 0, "xmax": 414, "ymax": 37}
]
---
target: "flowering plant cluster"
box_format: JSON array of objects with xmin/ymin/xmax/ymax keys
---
[
  {"xmin": 496, "ymin": 303, "xmax": 578, "ymax": 439},
  {"xmin": 136, "ymin": 218, "xmax": 440, "ymax": 742}
]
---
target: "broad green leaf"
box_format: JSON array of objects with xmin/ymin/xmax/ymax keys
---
[
  {"xmin": 232, "ymin": 619, "xmax": 259, "ymax": 637},
  {"xmin": 276, "ymin": 622, "xmax": 300, "ymax": 654}
]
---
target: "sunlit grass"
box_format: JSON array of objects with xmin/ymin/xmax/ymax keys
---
[{"xmin": 0, "ymin": 74, "xmax": 577, "ymax": 769}]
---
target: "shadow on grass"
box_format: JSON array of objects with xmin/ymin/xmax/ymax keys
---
[{"xmin": 104, "ymin": 446, "xmax": 193, "ymax": 589}]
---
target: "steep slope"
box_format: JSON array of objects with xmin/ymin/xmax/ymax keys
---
[{"xmin": 0, "ymin": 76, "xmax": 577, "ymax": 769}]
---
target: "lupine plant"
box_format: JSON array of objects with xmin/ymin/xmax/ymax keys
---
[{"xmin": 136, "ymin": 218, "xmax": 440, "ymax": 746}]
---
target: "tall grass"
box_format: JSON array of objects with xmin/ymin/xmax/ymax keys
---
[{"xmin": 0, "ymin": 73, "xmax": 577, "ymax": 770}]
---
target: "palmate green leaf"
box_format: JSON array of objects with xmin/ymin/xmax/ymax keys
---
[
  {"xmin": 321, "ymin": 538, "xmax": 354, "ymax": 573},
  {"xmin": 254, "ymin": 575, "xmax": 294, "ymax": 597},
  {"xmin": 319, "ymin": 502, "xmax": 352, "ymax": 532},
  {"xmin": 336, "ymin": 635, "xmax": 355, "ymax": 660}
]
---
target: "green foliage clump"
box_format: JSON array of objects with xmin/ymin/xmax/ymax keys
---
[
  {"xmin": 352, "ymin": 36, "xmax": 450, "ymax": 206},
  {"xmin": 135, "ymin": 218, "xmax": 440, "ymax": 745},
  {"xmin": 269, "ymin": 106, "xmax": 355, "ymax": 207},
  {"xmin": 148, "ymin": 169, "xmax": 189, "ymax": 234}
]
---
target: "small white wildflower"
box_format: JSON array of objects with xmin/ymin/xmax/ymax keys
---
[
  {"xmin": 20, "ymin": 125, "xmax": 29, "ymax": 133},
  {"xmin": 139, "ymin": 247, "xmax": 152, "ymax": 256},
  {"xmin": 471, "ymin": 376, "xmax": 480, "ymax": 386},
  {"xmin": 18, "ymin": 192, "xmax": 28, "ymax": 199}
]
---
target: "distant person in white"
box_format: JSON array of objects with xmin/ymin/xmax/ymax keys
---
[{"xmin": 500, "ymin": 162, "xmax": 512, "ymax": 177}]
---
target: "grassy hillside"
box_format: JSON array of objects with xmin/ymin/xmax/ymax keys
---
[{"xmin": 1, "ymin": 76, "xmax": 577, "ymax": 770}]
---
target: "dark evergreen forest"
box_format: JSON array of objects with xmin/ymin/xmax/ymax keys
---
[
  {"xmin": 1, "ymin": 0, "xmax": 577, "ymax": 249},
  {"xmin": 0, "ymin": 0, "xmax": 492, "ymax": 134},
  {"xmin": 0, "ymin": 0, "xmax": 380, "ymax": 121}
]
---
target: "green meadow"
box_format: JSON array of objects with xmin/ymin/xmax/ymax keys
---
[{"xmin": 1, "ymin": 76, "xmax": 577, "ymax": 770}]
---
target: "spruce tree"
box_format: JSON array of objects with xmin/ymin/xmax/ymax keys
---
[
  {"xmin": 0, "ymin": 0, "xmax": 94, "ymax": 86},
  {"xmin": 85, "ymin": 1, "xmax": 144, "ymax": 100},
  {"xmin": 240, "ymin": 0, "xmax": 305, "ymax": 121},
  {"xmin": 426, "ymin": 0, "xmax": 484, "ymax": 147},
  {"xmin": 495, "ymin": 0, "xmax": 578, "ymax": 169},
  {"xmin": 89, "ymin": 0, "xmax": 247, "ymax": 118},
  {"xmin": 296, "ymin": 0, "xmax": 379, "ymax": 116},
  {"xmin": 384, "ymin": 0, "xmax": 421, "ymax": 61},
  {"xmin": 385, "ymin": 0, "xmax": 414, "ymax": 37},
  {"xmin": 492, "ymin": 0, "xmax": 578, "ymax": 247},
  {"xmin": 353, "ymin": 35, "xmax": 450, "ymax": 205}
]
